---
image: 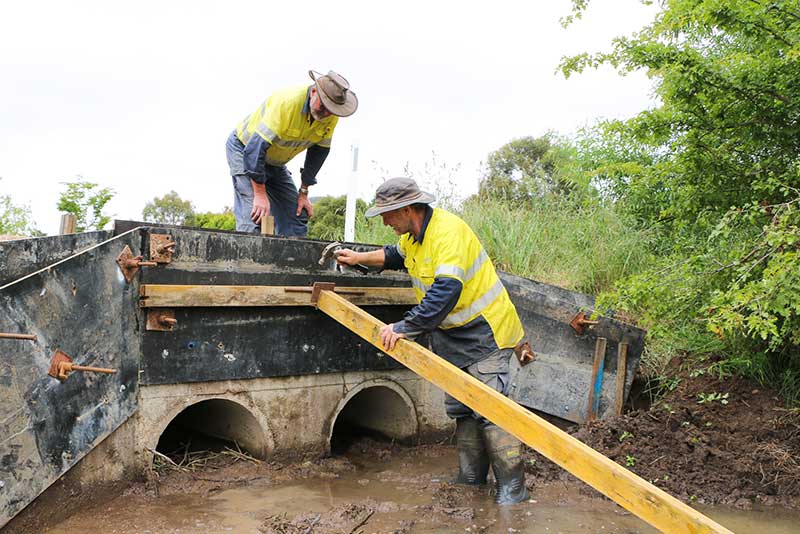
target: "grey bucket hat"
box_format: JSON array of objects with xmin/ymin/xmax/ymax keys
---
[
  {"xmin": 364, "ymin": 177, "xmax": 436, "ymax": 217},
  {"xmin": 309, "ymin": 70, "xmax": 358, "ymax": 117}
]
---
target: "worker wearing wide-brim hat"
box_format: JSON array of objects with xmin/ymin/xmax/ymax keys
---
[
  {"xmin": 336, "ymin": 177, "xmax": 530, "ymax": 505},
  {"xmin": 225, "ymin": 70, "xmax": 358, "ymax": 236}
]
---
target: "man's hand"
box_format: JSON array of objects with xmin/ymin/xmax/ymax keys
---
[
  {"xmin": 335, "ymin": 248, "xmax": 361, "ymax": 267},
  {"xmin": 380, "ymin": 323, "xmax": 407, "ymax": 351},
  {"xmin": 296, "ymin": 194, "xmax": 314, "ymax": 217},
  {"xmin": 251, "ymin": 191, "xmax": 270, "ymax": 224}
]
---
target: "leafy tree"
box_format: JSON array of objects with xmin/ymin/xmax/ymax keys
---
[
  {"xmin": 0, "ymin": 179, "xmax": 38, "ymax": 236},
  {"xmin": 142, "ymin": 191, "xmax": 195, "ymax": 225},
  {"xmin": 478, "ymin": 134, "xmax": 583, "ymax": 204},
  {"xmin": 563, "ymin": 0, "xmax": 800, "ymax": 399},
  {"xmin": 56, "ymin": 177, "xmax": 114, "ymax": 232},
  {"xmin": 308, "ymin": 195, "xmax": 367, "ymax": 241},
  {"xmin": 185, "ymin": 207, "xmax": 237, "ymax": 231}
]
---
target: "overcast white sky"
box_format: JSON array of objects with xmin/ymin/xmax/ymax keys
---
[{"xmin": 0, "ymin": 1, "xmax": 660, "ymax": 235}]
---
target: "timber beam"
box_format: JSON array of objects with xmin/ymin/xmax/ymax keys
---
[
  {"xmin": 139, "ymin": 284, "xmax": 417, "ymax": 308},
  {"xmin": 314, "ymin": 288, "xmax": 733, "ymax": 534}
]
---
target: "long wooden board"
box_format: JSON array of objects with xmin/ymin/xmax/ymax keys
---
[
  {"xmin": 315, "ymin": 289, "xmax": 733, "ymax": 534},
  {"xmin": 139, "ymin": 284, "xmax": 417, "ymax": 307}
]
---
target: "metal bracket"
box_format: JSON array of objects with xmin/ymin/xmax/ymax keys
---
[
  {"xmin": 514, "ymin": 341, "xmax": 536, "ymax": 367},
  {"xmin": 146, "ymin": 308, "xmax": 177, "ymax": 331},
  {"xmin": 47, "ymin": 349, "xmax": 117, "ymax": 382},
  {"xmin": 311, "ymin": 282, "xmax": 336, "ymax": 307},
  {"xmin": 149, "ymin": 234, "xmax": 175, "ymax": 264},
  {"xmin": 570, "ymin": 311, "xmax": 599, "ymax": 335},
  {"xmin": 116, "ymin": 245, "xmax": 157, "ymax": 283}
]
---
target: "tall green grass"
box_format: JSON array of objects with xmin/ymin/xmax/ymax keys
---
[
  {"xmin": 356, "ymin": 197, "xmax": 655, "ymax": 296},
  {"xmin": 460, "ymin": 198, "xmax": 656, "ymax": 295}
]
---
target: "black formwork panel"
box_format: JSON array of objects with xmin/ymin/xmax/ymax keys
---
[
  {"xmin": 137, "ymin": 228, "xmax": 412, "ymax": 385},
  {"xmin": 0, "ymin": 229, "xmax": 142, "ymax": 528}
]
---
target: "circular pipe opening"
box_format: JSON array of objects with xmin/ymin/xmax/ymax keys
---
[
  {"xmin": 330, "ymin": 385, "xmax": 417, "ymax": 454},
  {"xmin": 156, "ymin": 398, "xmax": 267, "ymax": 460}
]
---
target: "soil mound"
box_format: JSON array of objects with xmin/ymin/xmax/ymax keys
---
[{"xmin": 524, "ymin": 361, "xmax": 800, "ymax": 508}]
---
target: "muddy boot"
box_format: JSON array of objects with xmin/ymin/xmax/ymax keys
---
[
  {"xmin": 452, "ymin": 417, "xmax": 489, "ymax": 485},
  {"xmin": 483, "ymin": 424, "xmax": 529, "ymax": 505}
]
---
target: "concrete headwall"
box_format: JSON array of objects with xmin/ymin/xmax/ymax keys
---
[{"xmin": 70, "ymin": 370, "xmax": 452, "ymax": 485}]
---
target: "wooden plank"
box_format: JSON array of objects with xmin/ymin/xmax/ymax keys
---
[
  {"xmin": 139, "ymin": 284, "xmax": 417, "ymax": 307},
  {"xmin": 615, "ymin": 342, "xmax": 629, "ymax": 416},
  {"xmin": 586, "ymin": 337, "xmax": 607, "ymax": 421},
  {"xmin": 260, "ymin": 216, "xmax": 275, "ymax": 235},
  {"xmin": 315, "ymin": 289, "xmax": 733, "ymax": 534}
]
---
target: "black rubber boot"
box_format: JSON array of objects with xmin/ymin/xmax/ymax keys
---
[
  {"xmin": 483, "ymin": 424, "xmax": 529, "ymax": 505},
  {"xmin": 452, "ymin": 417, "xmax": 490, "ymax": 485}
]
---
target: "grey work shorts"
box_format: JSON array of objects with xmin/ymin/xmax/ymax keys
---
[{"xmin": 444, "ymin": 348, "xmax": 513, "ymax": 422}]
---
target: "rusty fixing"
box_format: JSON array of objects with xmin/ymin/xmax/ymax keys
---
[
  {"xmin": 47, "ymin": 349, "xmax": 117, "ymax": 382},
  {"xmin": 310, "ymin": 282, "xmax": 336, "ymax": 306},
  {"xmin": 0, "ymin": 332, "xmax": 37, "ymax": 342},
  {"xmin": 146, "ymin": 309, "xmax": 177, "ymax": 331},
  {"xmin": 570, "ymin": 311, "xmax": 599, "ymax": 335},
  {"xmin": 149, "ymin": 234, "xmax": 176, "ymax": 264},
  {"xmin": 116, "ymin": 245, "xmax": 158, "ymax": 283},
  {"xmin": 514, "ymin": 341, "xmax": 536, "ymax": 367}
]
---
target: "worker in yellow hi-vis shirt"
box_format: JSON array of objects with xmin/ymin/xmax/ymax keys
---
[
  {"xmin": 336, "ymin": 177, "xmax": 530, "ymax": 505},
  {"xmin": 225, "ymin": 70, "xmax": 358, "ymax": 236}
]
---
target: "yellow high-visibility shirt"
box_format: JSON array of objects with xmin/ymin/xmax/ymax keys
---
[
  {"xmin": 398, "ymin": 208, "xmax": 524, "ymax": 353},
  {"xmin": 236, "ymin": 85, "xmax": 337, "ymax": 167}
]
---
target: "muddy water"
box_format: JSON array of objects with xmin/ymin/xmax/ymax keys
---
[{"xmin": 43, "ymin": 446, "xmax": 800, "ymax": 534}]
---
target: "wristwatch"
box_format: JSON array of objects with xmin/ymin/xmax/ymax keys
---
[{"xmin": 299, "ymin": 185, "xmax": 309, "ymax": 195}]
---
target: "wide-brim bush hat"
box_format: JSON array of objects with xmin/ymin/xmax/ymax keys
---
[
  {"xmin": 309, "ymin": 70, "xmax": 358, "ymax": 117},
  {"xmin": 365, "ymin": 177, "xmax": 436, "ymax": 217}
]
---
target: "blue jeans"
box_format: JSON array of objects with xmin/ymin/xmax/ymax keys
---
[{"xmin": 226, "ymin": 133, "xmax": 308, "ymax": 237}]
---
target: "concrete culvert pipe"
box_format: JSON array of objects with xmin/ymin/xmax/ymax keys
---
[
  {"xmin": 155, "ymin": 398, "xmax": 268, "ymax": 460},
  {"xmin": 329, "ymin": 383, "xmax": 418, "ymax": 454}
]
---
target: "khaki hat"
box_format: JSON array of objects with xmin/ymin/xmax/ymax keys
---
[
  {"xmin": 309, "ymin": 70, "xmax": 358, "ymax": 117},
  {"xmin": 365, "ymin": 177, "xmax": 436, "ymax": 217}
]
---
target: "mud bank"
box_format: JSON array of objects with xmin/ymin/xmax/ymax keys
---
[{"xmin": 527, "ymin": 361, "xmax": 800, "ymax": 509}]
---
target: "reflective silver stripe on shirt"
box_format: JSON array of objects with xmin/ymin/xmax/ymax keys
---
[
  {"xmin": 411, "ymin": 277, "xmax": 430, "ymax": 293},
  {"xmin": 440, "ymin": 278, "xmax": 504, "ymax": 328},
  {"xmin": 239, "ymin": 114, "xmax": 253, "ymax": 143},
  {"xmin": 318, "ymin": 138, "xmax": 332, "ymax": 148},
  {"xmin": 255, "ymin": 123, "xmax": 279, "ymax": 144},
  {"xmin": 464, "ymin": 249, "xmax": 489, "ymax": 281},
  {"xmin": 435, "ymin": 264, "xmax": 465, "ymax": 279},
  {"xmin": 272, "ymin": 138, "xmax": 315, "ymax": 149},
  {"xmin": 397, "ymin": 246, "xmax": 406, "ymax": 259}
]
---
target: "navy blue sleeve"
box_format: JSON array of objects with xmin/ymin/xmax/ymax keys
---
[
  {"xmin": 383, "ymin": 245, "xmax": 406, "ymax": 271},
  {"xmin": 242, "ymin": 135, "xmax": 271, "ymax": 184},
  {"xmin": 393, "ymin": 277, "xmax": 462, "ymax": 336},
  {"xmin": 301, "ymin": 145, "xmax": 330, "ymax": 186}
]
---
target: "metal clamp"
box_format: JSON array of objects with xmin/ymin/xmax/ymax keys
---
[
  {"xmin": 146, "ymin": 309, "xmax": 177, "ymax": 331},
  {"xmin": 116, "ymin": 245, "xmax": 158, "ymax": 283},
  {"xmin": 47, "ymin": 350, "xmax": 117, "ymax": 382},
  {"xmin": 149, "ymin": 234, "xmax": 175, "ymax": 264},
  {"xmin": 570, "ymin": 311, "xmax": 599, "ymax": 335}
]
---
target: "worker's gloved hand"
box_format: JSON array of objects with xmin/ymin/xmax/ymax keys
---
[
  {"xmin": 379, "ymin": 322, "xmax": 407, "ymax": 351},
  {"xmin": 251, "ymin": 193, "xmax": 270, "ymax": 224}
]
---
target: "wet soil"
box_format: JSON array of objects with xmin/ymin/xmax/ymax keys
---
[
  {"xmin": 23, "ymin": 440, "xmax": 800, "ymax": 534},
  {"xmin": 7, "ymin": 361, "xmax": 800, "ymax": 533},
  {"xmin": 525, "ymin": 361, "xmax": 800, "ymax": 508}
]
